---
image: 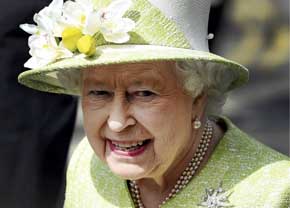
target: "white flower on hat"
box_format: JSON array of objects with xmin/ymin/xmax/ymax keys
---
[
  {"xmin": 24, "ymin": 35, "xmax": 73, "ymax": 69},
  {"xmin": 62, "ymin": 0, "xmax": 98, "ymax": 35},
  {"xmin": 97, "ymin": 0, "xmax": 135, "ymax": 43},
  {"xmin": 20, "ymin": 0, "xmax": 64, "ymax": 37},
  {"xmin": 62, "ymin": 0, "xmax": 135, "ymax": 41},
  {"xmin": 20, "ymin": 0, "xmax": 136, "ymax": 69}
]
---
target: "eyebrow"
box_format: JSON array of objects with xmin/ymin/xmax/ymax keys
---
[
  {"xmin": 82, "ymin": 68, "xmax": 166, "ymax": 89},
  {"xmin": 126, "ymin": 71, "xmax": 165, "ymax": 89},
  {"xmin": 82, "ymin": 78, "xmax": 109, "ymax": 89}
]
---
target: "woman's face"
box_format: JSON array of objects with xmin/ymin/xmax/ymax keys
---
[{"xmin": 81, "ymin": 61, "xmax": 201, "ymax": 180}]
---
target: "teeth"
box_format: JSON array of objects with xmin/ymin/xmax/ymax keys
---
[
  {"xmin": 131, "ymin": 142, "xmax": 138, "ymax": 147},
  {"xmin": 118, "ymin": 143, "xmax": 133, "ymax": 148},
  {"xmin": 111, "ymin": 140, "xmax": 146, "ymax": 149}
]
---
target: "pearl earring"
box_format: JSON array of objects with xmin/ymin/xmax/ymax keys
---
[{"xmin": 193, "ymin": 118, "xmax": 201, "ymax": 129}]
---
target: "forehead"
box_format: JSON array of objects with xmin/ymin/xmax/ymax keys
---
[{"xmin": 82, "ymin": 61, "xmax": 180, "ymax": 85}]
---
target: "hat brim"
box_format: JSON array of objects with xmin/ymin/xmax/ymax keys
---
[{"xmin": 18, "ymin": 45, "xmax": 249, "ymax": 95}]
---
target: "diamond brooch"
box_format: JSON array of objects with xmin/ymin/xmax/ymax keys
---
[{"xmin": 198, "ymin": 182, "xmax": 234, "ymax": 208}]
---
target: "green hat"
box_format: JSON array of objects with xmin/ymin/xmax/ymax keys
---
[{"xmin": 18, "ymin": 0, "xmax": 249, "ymax": 95}]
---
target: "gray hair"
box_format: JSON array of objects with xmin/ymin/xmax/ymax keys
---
[
  {"xmin": 57, "ymin": 61, "xmax": 237, "ymax": 115},
  {"xmin": 176, "ymin": 60, "xmax": 237, "ymax": 116}
]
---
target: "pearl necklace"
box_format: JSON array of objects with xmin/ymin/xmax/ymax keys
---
[{"xmin": 128, "ymin": 120, "xmax": 213, "ymax": 208}]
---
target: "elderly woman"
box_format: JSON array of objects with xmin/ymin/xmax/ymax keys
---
[{"xmin": 18, "ymin": 0, "xmax": 289, "ymax": 207}]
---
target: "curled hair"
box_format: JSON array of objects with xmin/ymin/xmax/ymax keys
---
[{"xmin": 176, "ymin": 60, "xmax": 237, "ymax": 116}]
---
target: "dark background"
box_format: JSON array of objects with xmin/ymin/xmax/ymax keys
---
[{"xmin": 0, "ymin": 0, "xmax": 77, "ymax": 207}]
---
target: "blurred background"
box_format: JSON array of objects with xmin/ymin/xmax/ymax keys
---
[
  {"xmin": 211, "ymin": 0, "xmax": 289, "ymax": 155},
  {"xmin": 0, "ymin": 0, "xmax": 288, "ymax": 208}
]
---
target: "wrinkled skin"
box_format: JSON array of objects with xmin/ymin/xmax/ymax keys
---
[{"xmin": 81, "ymin": 61, "xmax": 208, "ymax": 206}]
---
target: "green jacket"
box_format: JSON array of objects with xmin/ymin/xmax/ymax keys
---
[{"xmin": 64, "ymin": 118, "xmax": 290, "ymax": 208}]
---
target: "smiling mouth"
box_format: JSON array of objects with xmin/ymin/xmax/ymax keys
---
[
  {"xmin": 109, "ymin": 139, "xmax": 151, "ymax": 151},
  {"xmin": 107, "ymin": 139, "xmax": 151, "ymax": 156}
]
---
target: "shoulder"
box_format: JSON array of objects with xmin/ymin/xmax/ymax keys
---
[
  {"xmin": 64, "ymin": 138, "xmax": 133, "ymax": 208},
  {"xmin": 64, "ymin": 138, "xmax": 109, "ymax": 207},
  {"xmin": 219, "ymin": 116, "xmax": 289, "ymax": 163},
  {"xmin": 64, "ymin": 138, "xmax": 95, "ymax": 208},
  {"xmin": 216, "ymin": 117, "xmax": 290, "ymax": 207},
  {"xmin": 229, "ymin": 160, "xmax": 290, "ymax": 207},
  {"xmin": 66, "ymin": 138, "xmax": 94, "ymax": 174}
]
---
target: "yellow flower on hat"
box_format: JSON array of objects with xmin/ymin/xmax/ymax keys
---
[
  {"xmin": 77, "ymin": 35, "xmax": 96, "ymax": 56},
  {"xmin": 62, "ymin": 27, "xmax": 83, "ymax": 52}
]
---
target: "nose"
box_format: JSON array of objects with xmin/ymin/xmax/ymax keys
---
[{"xmin": 107, "ymin": 97, "xmax": 136, "ymax": 132}]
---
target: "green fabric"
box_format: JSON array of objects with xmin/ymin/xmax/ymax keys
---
[
  {"xmin": 64, "ymin": 117, "xmax": 290, "ymax": 208},
  {"xmin": 90, "ymin": 0, "xmax": 192, "ymax": 48},
  {"xmin": 17, "ymin": 0, "xmax": 249, "ymax": 96},
  {"xmin": 18, "ymin": 46, "xmax": 249, "ymax": 95},
  {"xmin": 77, "ymin": 0, "xmax": 191, "ymax": 49}
]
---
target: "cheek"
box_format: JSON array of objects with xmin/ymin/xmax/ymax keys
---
[
  {"xmin": 132, "ymin": 101, "xmax": 170, "ymax": 133},
  {"xmin": 135, "ymin": 97, "xmax": 190, "ymax": 131},
  {"xmin": 82, "ymin": 101, "xmax": 108, "ymax": 161},
  {"xmin": 132, "ymin": 100, "xmax": 181, "ymax": 147},
  {"xmin": 132, "ymin": 96, "xmax": 192, "ymax": 157}
]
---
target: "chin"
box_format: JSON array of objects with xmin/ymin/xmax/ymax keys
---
[{"xmin": 106, "ymin": 161, "xmax": 151, "ymax": 180}]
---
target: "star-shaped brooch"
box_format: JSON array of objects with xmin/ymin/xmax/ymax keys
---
[{"xmin": 198, "ymin": 182, "xmax": 234, "ymax": 208}]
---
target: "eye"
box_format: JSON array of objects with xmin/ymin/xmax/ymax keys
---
[
  {"xmin": 127, "ymin": 90, "xmax": 157, "ymax": 102},
  {"xmin": 134, "ymin": 90, "xmax": 156, "ymax": 97},
  {"xmin": 88, "ymin": 90, "xmax": 112, "ymax": 98}
]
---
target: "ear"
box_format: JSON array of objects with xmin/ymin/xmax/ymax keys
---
[{"xmin": 191, "ymin": 91, "xmax": 208, "ymax": 120}]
